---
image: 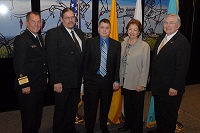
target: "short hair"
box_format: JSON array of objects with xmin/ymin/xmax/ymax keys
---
[
  {"xmin": 61, "ymin": 7, "xmax": 74, "ymax": 18},
  {"xmin": 26, "ymin": 11, "xmax": 41, "ymax": 21},
  {"xmin": 126, "ymin": 19, "xmax": 142, "ymax": 37},
  {"xmin": 164, "ymin": 13, "xmax": 181, "ymax": 26},
  {"xmin": 99, "ymin": 18, "xmax": 111, "ymax": 26}
]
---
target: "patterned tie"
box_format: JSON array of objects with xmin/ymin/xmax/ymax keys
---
[
  {"xmin": 158, "ymin": 36, "xmax": 167, "ymax": 53},
  {"xmin": 100, "ymin": 40, "xmax": 107, "ymax": 77},
  {"xmin": 71, "ymin": 30, "xmax": 81, "ymax": 52}
]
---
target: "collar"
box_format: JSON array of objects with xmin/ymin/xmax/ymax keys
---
[
  {"xmin": 166, "ymin": 30, "xmax": 178, "ymax": 42},
  {"xmin": 27, "ymin": 28, "xmax": 38, "ymax": 38},
  {"xmin": 100, "ymin": 36, "xmax": 109, "ymax": 44}
]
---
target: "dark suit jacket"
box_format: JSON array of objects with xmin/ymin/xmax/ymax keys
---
[
  {"xmin": 45, "ymin": 23, "xmax": 86, "ymax": 89},
  {"xmin": 13, "ymin": 29, "xmax": 47, "ymax": 92},
  {"xmin": 84, "ymin": 36, "xmax": 121, "ymax": 86},
  {"xmin": 150, "ymin": 31, "xmax": 190, "ymax": 96}
]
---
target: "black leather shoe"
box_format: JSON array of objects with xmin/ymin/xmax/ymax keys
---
[
  {"xmin": 118, "ymin": 126, "xmax": 131, "ymax": 131},
  {"xmin": 86, "ymin": 129, "xmax": 94, "ymax": 133},
  {"xmin": 102, "ymin": 130, "xmax": 109, "ymax": 133},
  {"xmin": 148, "ymin": 129, "xmax": 156, "ymax": 133},
  {"xmin": 75, "ymin": 130, "xmax": 80, "ymax": 133}
]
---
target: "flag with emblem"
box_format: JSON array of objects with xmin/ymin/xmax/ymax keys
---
[{"xmin": 70, "ymin": 0, "xmax": 80, "ymax": 28}]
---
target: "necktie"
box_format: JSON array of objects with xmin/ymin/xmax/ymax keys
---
[
  {"xmin": 100, "ymin": 40, "xmax": 107, "ymax": 77},
  {"xmin": 71, "ymin": 30, "xmax": 81, "ymax": 52},
  {"xmin": 36, "ymin": 36, "xmax": 42, "ymax": 47},
  {"xmin": 158, "ymin": 36, "xmax": 167, "ymax": 53}
]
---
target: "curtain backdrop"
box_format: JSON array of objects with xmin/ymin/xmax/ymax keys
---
[{"xmin": 179, "ymin": 0, "xmax": 200, "ymax": 85}]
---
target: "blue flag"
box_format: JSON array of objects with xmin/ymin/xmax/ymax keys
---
[
  {"xmin": 146, "ymin": 96, "xmax": 156, "ymax": 128},
  {"xmin": 167, "ymin": 0, "xmax": 179, "ymax": 14},
  {"xmin": 147, "ymin": 96, "xmax": 155, "ymax": 123},
  {"xmin": 70, "ymin": 0, "xmax": 80, "ymax": 28}
]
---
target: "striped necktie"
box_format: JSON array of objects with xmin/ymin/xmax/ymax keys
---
[
  {"xmin": 100, "ymin": 40, "xmax": 107, "ymax": 77},
  {"xmin": 36, "ymin": 36, "xmax": 42, "ymax": 47},
  {"xmin": 71, "ymin": 30, "xmax": 81, "ymax": 53}
]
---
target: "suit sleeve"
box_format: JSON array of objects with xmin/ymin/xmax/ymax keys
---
[
  {"xmin": 83, "ymin": 39, "xmax": 90, "ymax": 76},
  {"xmin": 114, "ymin": 41, "xmax": 121, "ymax": 82},
  {"xmin": 171, "ymin": 38, "xmax": 191, "ymax": 91},
  {"xmin": 45, "ymin": 29, "xmax": 62, "ymax": 85},
  {"xmin": 13, "ymin": 35, "xmax": 30, "ymax": 89}
]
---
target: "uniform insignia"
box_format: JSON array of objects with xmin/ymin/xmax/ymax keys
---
[
  {"xmin": 18, "ymin": 76, "xmax": 29, "ymax": 85},
  {"xmin": 31, "ymin": 45, "xmax": 37, "ymax": 48}
]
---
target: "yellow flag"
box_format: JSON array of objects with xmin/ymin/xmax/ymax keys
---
[
  {"xmin": 109, "ymin": 0, "xmax": 118, "ymax": 41},
  {"xmin": 108, "ymin": 0, "xmax": 122, "ymax": 124}
]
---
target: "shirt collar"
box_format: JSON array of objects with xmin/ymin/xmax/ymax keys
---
[
  {"xmin": 27, "ymin": 28, "xmax": 37, "ymax": 38},
  {"xmin": 100, "ymin": 36, "xmax": 109, "ymax": 44},
  {"xmin": 64, "ymin": 26, "xmax": 74, "ymax": 34},
  {"xmin": 166, "ymin": 30, "xmax": 178, "ymax": 41}
]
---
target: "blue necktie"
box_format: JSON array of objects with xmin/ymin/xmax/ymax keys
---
[{"xmin": 100, "ymin": 40, "xmax": 107, "ymax": 77}]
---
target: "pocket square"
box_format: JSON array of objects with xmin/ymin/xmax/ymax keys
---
[{"xmin": 31, "ymin": 45, "xmax": 37, "ymax": 48}]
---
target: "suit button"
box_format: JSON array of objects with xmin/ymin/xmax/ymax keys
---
[{"xmin": 43, "ymin": 63, "xmax": 46, "ymax": 66}]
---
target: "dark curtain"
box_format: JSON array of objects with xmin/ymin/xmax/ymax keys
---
[
  {"xmin": 92, "ymin": 0, "xmax": 99, "ymax": 37},
  {"xmin": 31, "ymin": 0, "xmax": 40, "ymax": 12},
  {"xmin": 180, "ymin": 0, "xmax": 200, "ymax": 85}
]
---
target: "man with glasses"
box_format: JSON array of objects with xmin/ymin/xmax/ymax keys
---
[
  {"xmin": 148, "ymin": 14, "xmax": 190, "ymax": 133},
  {"xmin": 45, "ymin": 7, "xmax": 85, "ymax": 133}
]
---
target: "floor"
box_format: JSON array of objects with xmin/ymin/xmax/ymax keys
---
[{"xmin": 0, "ymin": 84, "xmax": 200, "ymax": 133}]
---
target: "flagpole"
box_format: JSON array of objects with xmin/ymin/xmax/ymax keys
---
[{"xmin": 78, "ymin": 0, "xmax": 80, "ymax": 29}]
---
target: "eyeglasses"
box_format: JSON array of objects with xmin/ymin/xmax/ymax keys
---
[
  {"xmin": 164, "ymin": 21, "xmax": 177, "ymax": 25},
  {"xmin": 63, "ymin": 16, "xmax": 75, "ymax": 20}
]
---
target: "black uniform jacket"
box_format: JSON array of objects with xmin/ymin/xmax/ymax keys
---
[{"xmin": 13, "ymin": 29, "xmax": 47, "ymax": 92}]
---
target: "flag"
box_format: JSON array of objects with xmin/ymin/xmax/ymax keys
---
[
  {"xmin": 134, "ymin": 0, "xmax": 142, "ymax": 23},
  {"xmin": 70, "ymin": 0, "xmax": 80, "ymax": 28},
  {"xmin": 167, "ymin": 0, "xmax": 179, "ymax": 14},
  {"xmin": 108, "ymin": 0, "xmax": 122, "ymax": 124},
  {"xmin": 134, "ymin": 0, "xmax": 142, "ymax": 39},
  {"xmin": 109, "ymin": 0, "xmax": 118, "ymax": 41},
  {"xmin": 146, "ymin": 96, "xmax": 156, "ymax": 128}
]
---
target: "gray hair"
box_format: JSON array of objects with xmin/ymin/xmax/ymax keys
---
[{"xmin": 164, "ymin": 13, "xmax": 181, "ymax": 26}]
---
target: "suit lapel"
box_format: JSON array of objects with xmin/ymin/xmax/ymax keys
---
[
  {"xmin": 107, "ymin": 38, "xmax": 113, "ymax": 61},
  {"xmin": 95, "ymin": 37, "xmax": 101, "ymax": 63},
  {"xmin": 25, "ymin": 29, "xmax": 43, "ymax": 51},
  {"xmin": 157, "ymin": 32, "xmax": 179, "ymax": 56},
  {"xmin": 74, "ymin": 28, "xmax": 85, "ymax": 58},
  {"xmin": 60, "ymin": 24, "xmax": 81, "ymax": 56}
]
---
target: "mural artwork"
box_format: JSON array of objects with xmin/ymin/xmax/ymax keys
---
[{"xmin": 0, "ymin": 0, "xmax": 168, "ymax": 58}]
